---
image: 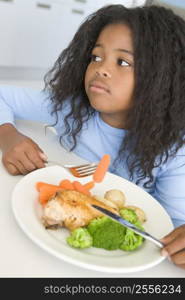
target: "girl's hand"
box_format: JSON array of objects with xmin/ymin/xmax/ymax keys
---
[
  {"xmin": 0, "ymin": 123, "xmax": 47, "ymax": 175},
  {"xmin": 161, "ymin": 224, "xmax": 185, "ymax": 269}
]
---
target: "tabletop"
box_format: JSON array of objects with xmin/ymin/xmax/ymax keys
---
[{"xmin": 0, "ymin": 119, "xmax": 185, "ymax": 278}]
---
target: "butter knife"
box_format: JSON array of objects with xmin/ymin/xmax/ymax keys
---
[{"xmin": 92, "ymin": 205, "xmax": 164, "ymax": 248}]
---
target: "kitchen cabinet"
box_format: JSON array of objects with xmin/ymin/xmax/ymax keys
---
[
  {"xmin": 92, "ymin": 0, "xmax": 134, "ymax": 7},
  {"xmin": 0, "ymin": 0, "xmax": 93, "ymax": 68},
  {"xmin": 14, "ymin": 0, "xmax": 67, "ymax": 68},
  {"xmin": 0, "ymin": 0, "xmax": 146, "ymax": 71},
  {"xmin": 0, "ymin": 0, "xmax": 17, "ymax": 66}
]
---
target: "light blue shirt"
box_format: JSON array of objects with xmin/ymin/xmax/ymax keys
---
[
  {"xmin": 0, "ymin": 85, "xmax": 185, "ymax": 228},
  {"xmin": 161, "ymin": 0, "xmax": 185, "ymax": 8}
]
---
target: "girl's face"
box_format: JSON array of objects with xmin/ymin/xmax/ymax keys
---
[{"xmin": 85, "ymin": 23, "xmax": 135, "ymax": 128}]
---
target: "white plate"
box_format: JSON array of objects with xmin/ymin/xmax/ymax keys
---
[{"xmin": 11, "ymin": 166, "xmax": 173, "ymax": 274}]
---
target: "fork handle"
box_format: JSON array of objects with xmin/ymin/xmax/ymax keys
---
[
  {"xmin": 46, "ymin": 160, "xmax": 77, "ymax": 168},
  {"xmin": 45, "ymin": 160, "xmax": 63, "ymax": 166}
]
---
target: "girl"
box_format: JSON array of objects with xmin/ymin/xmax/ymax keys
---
[{"xmin": 0, "ymin": 5, "xmax": 185, "ymax": 268}]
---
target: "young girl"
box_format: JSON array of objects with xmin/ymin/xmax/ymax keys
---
[{"xmin": 0, "ymin": 4, "xmax": 185, "ymax": 269}]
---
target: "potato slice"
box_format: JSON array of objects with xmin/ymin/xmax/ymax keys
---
[
  {"xmin": 125, "ymin": 205, "xmax": 147, "ymax": 223},
  {"xmin": 104, "ymin": 189, "xmax": 126, "ymax": 209},
  {"xmin": 94, "ymin": 195, "xmax": 119, "ymax": 211}
]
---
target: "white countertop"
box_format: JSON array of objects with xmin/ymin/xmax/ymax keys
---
[{"xmin": 0, "ymin": 120, "xmax": 185, "ymax": 278}]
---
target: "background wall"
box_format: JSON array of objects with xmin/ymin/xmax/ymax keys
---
[
  {"xmin": 0, "ymin": 0, "xmax": 146, "ymax": 81},
  {"xmin": 0, "ymin": 0, "xmax": 183, "ymax": 86},
  {"xmin": 148, "ymin": 0, "xmax": 185, "ymax": 19}
]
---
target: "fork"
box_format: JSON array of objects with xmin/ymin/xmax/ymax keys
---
[{"xmin": 46, "ymin": 160, "xmax": 98, "ymax": 177}]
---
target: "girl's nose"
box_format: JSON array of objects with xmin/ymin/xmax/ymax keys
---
[{"xmin": 95, "ymin": 68, "xmax": 111, "ymax": 78}]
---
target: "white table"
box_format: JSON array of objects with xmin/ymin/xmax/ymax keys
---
[{"xmin": 0, "ymin": 120, "xmax": 185, "ymax": 278}]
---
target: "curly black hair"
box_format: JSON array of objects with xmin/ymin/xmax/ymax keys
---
[{"xmin": 44, "ymin": 4, "xmax": 185, "ymax": 187}]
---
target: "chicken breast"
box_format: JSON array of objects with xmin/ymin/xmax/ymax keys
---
[{"xmin": 42, "ymin": 190, "xmax": 118, "ymax": 231}]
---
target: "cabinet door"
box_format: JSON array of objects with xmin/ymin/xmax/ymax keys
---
[
  {"xmin": 88, "ymin": 0, "xmax": 145, "ymax": 8},
  {"xmin": 0, "ymin": 0, "xmax": 17, "ymax": 66},
  {"xmin": 42, "ymin": 2, "xmax": 89, "ymax": 67},
  {"xmin": 54, "ymin": 4, "xmax": 88, "ymax": 51},
  {"xmin": 95, "ymin": 0, "xmax": 134, "ymax": 7},
  {"xmin": 13, "ymin": 0, "xmax": 66, "ymax": 68},
  {"xmin": 13, "ymin": 0, "xmax": 89, "ymax": 69}
]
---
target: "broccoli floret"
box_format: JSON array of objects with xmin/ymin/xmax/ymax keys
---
[
  {"xmin": 119, "ymin": 229, "xmax": 143, "ymax": 251},
  {"xmin": 119, "ymin": 208, "xmax": 138, "ymax": 223},
  {"xmin": 67, "ymin": 228, "xmax": 93, "ymax": 249},
  {"xmin": 87, "ymin": 216, "xmax": 108, "ymax": 235},
  {"xmin": 134, "ymin": 220, "xmax": 145, "ymax": 231},
  {"xmin": 87, "ymin": 216, "xmax": 126, "ymax": 250},
  {"xmin": 119, "ymin": 221, "xmax": 144, "ymax": 251}
]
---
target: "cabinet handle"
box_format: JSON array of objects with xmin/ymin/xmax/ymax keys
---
[
  {"xmin": 0, "ymin": 0, "xmax": 14, "ymax": 2},
  {"xmin": 74, "ymin": 0, "xmax": 87, "ymax": 3},
  {"xmin": 36, "ymin": 3, "xmax": 51, "ymax": 10},
  {"xmin": 71, "ymin": 8, "xmax": 84, "ymax": 15}
]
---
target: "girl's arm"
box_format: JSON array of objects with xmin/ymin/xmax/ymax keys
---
[
  {"xmin": 152, "ymin": 149, "xmax": 185, "ymax": 268},
  {"xmin": 0, "ymin": 85, "xmax": 54, "ymax": 175},
  {"xmin": 153, "ymin": 151, "xmax": 185, "ymax": 228},
  {"xmin": 0, "ymin": 85, "xmax": 54, "ymax": 126},
  {"xmin": 160, "ymin": 224, "xmax": 185, "ymax": 268}
]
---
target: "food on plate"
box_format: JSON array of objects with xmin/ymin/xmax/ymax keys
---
[
  {"xmin": 42, "ymin": 190, "xmax": 118, "ymax": 231},
  {"xmin": 59, "ymin": 179, "xmax": 94, "ymax": 195},
  {"xmin": 104, "ymin": 189, "xmax": 126, "ymax": 209},
  {"xmin": 94, "ymin": 195, "xmax": 119, "ymax": 211},
  {"xmin": 59, "ymin": 179, "xmax": 75, "ymax": 190},
  {"xmin": 119, "ymin": 207, "xmax": 138, "ymax": 223},
  {"xmin": 38, "ymin": 183, "xmax": 146, "ymax": 251},
  {"xmin": 37, "ymin": 154, "xmax": 111, "ymax": 205},
  {"xmin": 83, "ymin": 181, "xmax": 95, "ymax": 190},
  {"xmin": 93, "ymin": 154, "xmax": 111, "ymax": 183},
  {"xmin": 68, "ymin": 212, "xmax": 144, "ymax": 251},
  {"xmin": 119, "ymin": 225, "xmax": 144, "ymax": 251},
  {"xmin": 37, "ymin": 153, "xmax": 146, "ymax": 252},
  {"xmin": 65, "ymin": 195, "xmax": 146, "ymax": 251},
  {"xmin": 124, "ymin": 205, "xmax": 147, "ymax": 223},
  {"xmin": 36, "ymin": 179, "xmax": 95, "ymax": 205},
  {"xmin": 66, "ymin": 228, "xmax": 93, "ymax": 249},
  {"xmin": 38, "ymin": 185, "xmax": 63, "ymax": 205},
  {"xmin": 73, "ymin": 181, "xmax": 91, "ymax": 196},
  {"xmin": 36, "ymin": 182, "xmax": 60, "ymax": 192},
  {"xmin": 87, "ymin": 216, "xmax": 126, "ymax": 250}
]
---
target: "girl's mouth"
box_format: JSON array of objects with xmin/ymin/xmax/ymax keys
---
[{"xmin": 89, "ymin": 81, "xmax": 110, "ymax": 94}]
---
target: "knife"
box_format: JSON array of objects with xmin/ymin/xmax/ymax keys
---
[{"xmin": 92, "ymin": 204, "xmax": 164, "ymax": 248}]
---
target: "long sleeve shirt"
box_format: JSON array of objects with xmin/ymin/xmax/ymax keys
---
[{"xmin": 0, "ymin": 85, "xmax": 185, "ymax": 228}]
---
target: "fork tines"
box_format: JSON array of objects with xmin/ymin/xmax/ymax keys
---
[{"xmin": 70, "ymin": 163, "xmax": 97, "ymax": 177}]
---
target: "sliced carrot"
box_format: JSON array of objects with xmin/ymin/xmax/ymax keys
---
[
  {"xmin": 38, "ymin": 186, "xmax": 63, "ymax": 205},
  {"xmin": 73, "ymin": 181, "xmax": 91, "ymax": 196},
  {"xmin": 36, "ymin": 182, "xmax": 60, "ymax": 192},
  {"xmin": 59, "ymin": 179, "xmax": 74, "ymax": 190},
  {"xmin": 83, "ymin": 181, "xmax": 95, "ymax": 190},
  {"xmin": 93, "ymin": 154, "xmax": 111, "ymax": 183}
]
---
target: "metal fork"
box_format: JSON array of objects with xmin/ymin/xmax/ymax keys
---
[{"xmin": 46, "ymin": 160, "xmax": 98, "ymax": 177}]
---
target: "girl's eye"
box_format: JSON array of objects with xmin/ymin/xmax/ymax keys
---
[
  {"xmin": 90, "ymin": 54, "xmax": 102, "ymax": 62},
  {"xmin": 117, "ymin": 58, "xmax": 130, "ymax": 67}
]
